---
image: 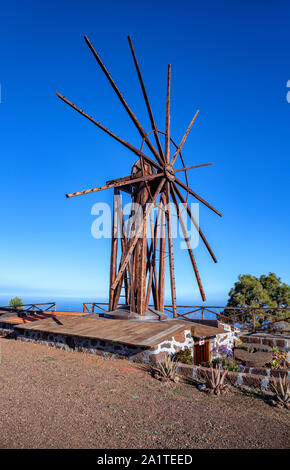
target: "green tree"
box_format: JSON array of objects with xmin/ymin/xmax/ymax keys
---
[
  {"xmin": 9, "ymin": 297, "xmax": 24, "ymax": 310},
  {"xmin": 260, "ymin": 272, "xmax": 290, "ymax": 309},
  {"xmin": 223, "ymin": 273, "xmax": 290, "ymax": 329}
]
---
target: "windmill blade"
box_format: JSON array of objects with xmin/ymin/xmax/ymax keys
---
[
  {"xmin": 171, "ymin": 186, "xmax": 206, "ymax": 301},
  {"xmin": 170, "ymin": 110, "xmax": 199, "ymax": 167},
  {"xmin": 174, "ymin": 176, "xmax": 222, "ymax": 217},
  {"xmin": 56, "ymin": 92, "xmax": 162, "ymax": 172},
  {"xmin": 84, "ymin": 35, "xmax": 164, "ymax": 167},
  {"xmin": 175, "ymin": 162, "xmax": 214, "ymax": 173},
  {"xmin": 66, "ymin": 172, "xmax": 164, "ymax": 198},
  {"xmin": 111, "ymin": 178, "xmax": 166, "ymax": 291},
  {"xmin": 127, "ymin": 36, "xmax": 164, "ymax": 161},
  {"xmin": 173, "ymin": 182, "xmax": 217, "ymax": 263},
  {"xmin": 165, "ymin": 182, "xmax": 177, "ymax": 317},
  {"xmin": 165, "ymin": 64, "xmax": 171, "ymax": 163}
]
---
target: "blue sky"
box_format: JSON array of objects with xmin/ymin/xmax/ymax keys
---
[{"xmin": 0, "ymin": 0, "xmax": 289, "ymax": 305}]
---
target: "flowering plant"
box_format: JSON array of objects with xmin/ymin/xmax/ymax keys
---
[{"xmin": 212, "ymin": 345, "xmax": 244, "ymax": 372}]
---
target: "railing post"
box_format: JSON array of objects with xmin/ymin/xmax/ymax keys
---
[{"xmin": 202, "ymin": 307, "xmax": 205, "ymax": 320}]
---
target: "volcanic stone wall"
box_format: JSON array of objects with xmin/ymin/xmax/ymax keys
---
[
  {"xmin": 211, "ymin": 324, "xmax": 240, "ymax": 357},
  {"xmin": 6, "ymin": 326, "xmax": 194, "ymax": 364}
]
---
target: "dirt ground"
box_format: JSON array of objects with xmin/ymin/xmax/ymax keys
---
[{"xmin": 0, "ymin": 337, "xmax": 289, "ymax": 449}]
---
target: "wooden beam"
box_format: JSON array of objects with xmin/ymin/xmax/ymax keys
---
[
  {"xmin": 174, "ymin": 176, "xmax": 222, "ymax": 217},
  {"xmin": 173, "ymin": 182, "xmax": 217, "ymax": 263},
  {"xmin": 111, "ymin": 178, "xmax": 166, "ymax": 291},
  {"xmin": 175, "ymin": 162, "xmax": 214, "ymax": 173},
  {"xmin": 166, "ymin": 182, "xmax": 177, "ymax": 317},
  {"xmin": 169, "ymin": 110, "xmax": 199, "ymax": 167},
  {"xmin": 145, "ymin": 201, "xmax": 162, "ymax": 311},
  {"xmin": 135, "ymin": 180, "xmax": 149, "ymax": 315},
  {"xmin": 109, "ymin": 189, "xmax": 119, "ymax": 310},
  {"xmin": 158, "ymin": 192, "xmax": 167, "ymax": 313},
  {"xmin": 56, "ymin": 92, "xmax": 163, "ymax": 173},
  {"xmin": 66, "ymin": 172, "xmax": 164, "ymax": 198},
  {"xmin": 171, "ymin": 186, "xmax": 206, "ymax": 301},
  {"xmin": 165, "ymin": 64, "xmax": 171, "ymax": 163},
  {"xmin": 127, "ymin": 36, "xmax": 164, "ymax": 161},
  {"xmin": 112, "ymin": 194, "xmax": 129, "ymax": 309},
  {"xmin": 84, "ymin": 35, "xmax": 164, "ymax": 167}
]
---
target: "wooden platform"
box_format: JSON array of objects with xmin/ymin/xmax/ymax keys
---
[
  {"xmin": 13, "ymin": 316, "xmax": 191, "ymax": 349},
  {"xmin": 0, "ymin": 311, "xmax": 90, "ymax": 324}
]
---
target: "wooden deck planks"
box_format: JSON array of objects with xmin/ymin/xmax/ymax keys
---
[
  {"xmin": 0, "ymin": 311, "xmax": 91, "ymax": 324},
  {"xmin": 191, "ymin": 323, "xmax": 225, "ymax": 338},
  {"xmin": 3, "ymin": 313, "xmax": 226, "ymax": 350},
  {"xmin": 14, "ymin": 317, "xmax": 190, "ymax": 349}
]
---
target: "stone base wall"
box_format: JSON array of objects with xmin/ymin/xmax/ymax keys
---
[
  {"xmin": 211, "ymin": 324, "xmax": 240, "ymax": 358},
  {"xmin": 0, "ymin": 320, "xmax": 240, "ymax": 365},
  {"xmin": 177, "ymin": 363, "xmax": 290, "ymax": 393},
  {"xmin": 5, "ymin": 327, "xmax": 194, "ymax": 364},
  {"xmin": 0, "ymin": 322, "xmax": 15, "ymax": 335},
  {"xmin": 240, "ymin": 334, "xmax": 289, "ymax": 352}
]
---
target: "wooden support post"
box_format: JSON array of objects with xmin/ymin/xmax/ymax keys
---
[
  {"xmin": 135, "ymin": 180, "xmax": 149, "ymax": 315},
  {"xmin": 145, "ymin": 210, "xmax": 159, "ymax": 310},
  {"xmin": 109, "ymin": 189, "xmax": 119, "ymax": 311},
  {"xmin": 158, "ymin": 192, "xmax": 167, "ymax": 313},
  {"xmin": 166, "ymin": 182, "xmax": 177, "ymax": 317}
]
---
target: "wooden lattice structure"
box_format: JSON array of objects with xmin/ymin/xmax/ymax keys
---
[{"xmin": 57, "ymin": 35, "xmax": 222, "ymax": 317}]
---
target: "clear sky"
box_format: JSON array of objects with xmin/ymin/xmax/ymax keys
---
[{"xmin": 0, "ymin": 0, "xmax": 289, "ymax": 305}]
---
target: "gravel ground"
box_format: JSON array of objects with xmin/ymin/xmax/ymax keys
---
[{"xmin": 0, "ymin": 337, "xmax": 289, "ymax": 449}]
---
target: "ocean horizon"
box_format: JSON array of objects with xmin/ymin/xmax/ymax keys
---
[{"xmin": 0, "ymin": 294, "xmax": 228, "ymax": 321}]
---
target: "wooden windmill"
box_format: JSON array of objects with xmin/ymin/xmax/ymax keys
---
[{"xmin": 57, "ymin": 36, "xmax": 222, "ymax": 318}]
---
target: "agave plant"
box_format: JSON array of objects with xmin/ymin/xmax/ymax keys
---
[
  {"xmin": 152, "ymin": 356, "xmax": 179, "ymax": 383},
  {"xmin": 205, "ymin": 365, "xmax": 228, "ymax": 396},
  {"xmin": 270, "ymin": 374, "xmax": 290, "ymax": 409}
]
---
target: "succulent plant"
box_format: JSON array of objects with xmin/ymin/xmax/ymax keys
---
[
  {"xmin": 270, "ymin": 374, "xmax": 290, "ymax": 409},
  {"xmin": 151, "ymin": 356, "xmax": 179, "ymax": 383},
  {"xmin": 205, "ymin": 365, "xmax": 229, "ymax": 396}
]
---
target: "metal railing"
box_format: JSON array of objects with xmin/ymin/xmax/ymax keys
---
[{"xmin": 82, "ymin": 302, "xmax": 290, "ymax": 333}]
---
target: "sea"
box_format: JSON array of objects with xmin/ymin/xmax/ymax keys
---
[{"xmin": 0, "ymin": 294, "xmax": 226, "ymax": 321}]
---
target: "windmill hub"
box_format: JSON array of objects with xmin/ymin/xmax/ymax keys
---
[{"xmin": 164, "ymin": 163, "xmax": 175, "ymax": 182}]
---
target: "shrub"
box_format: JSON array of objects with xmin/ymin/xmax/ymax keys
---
[
  {"xmin": 9, "ymin": 297, "xmax": 24, "ymax": 310},
  {"xmin": 173, "ymin": 347, "xmax": 193, "ymax": 365}
]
